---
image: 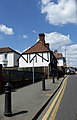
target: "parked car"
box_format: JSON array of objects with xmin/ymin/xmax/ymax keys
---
[{"xmin": 69, "ymin": 70, "xmax": 75, "ymax": 75}]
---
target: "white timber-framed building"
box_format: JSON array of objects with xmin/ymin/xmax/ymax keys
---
[{"xmin": 19, "ymin": 33, "xmax": 57, "ymax": 77}]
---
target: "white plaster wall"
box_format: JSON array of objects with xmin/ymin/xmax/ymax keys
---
[
  {"xmin": 0, "ymin": 52, "xmax": 19, "ymax": 67},
  {"xmin": 57, "ymin": 59, "xmax": 63, "ymax": 66},
  {"xmin": 7, "ymin": 53, "xmax": 19, "ymax": 67},
  {"xmin": 7, "ymin": 53, "xmax": 14, "ymax": 67},
  {"xmin": 0, "ymin": 53, "xmax": 13, "ymax": 67},
  {"xmin": 19, "ymin": 52, "xmax": 50, "ymax": 68},
  {"xmin": 0, "ymin": 54, "xmax": 3, "ymax": 65},
  {"xmin": 19, "ymin": 56, "xmax": 25, "ymax": 67},
  {"xmin": 14, "ymin": 53, "xmax": 20, "ymax": 66}
]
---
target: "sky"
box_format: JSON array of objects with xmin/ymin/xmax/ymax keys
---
[{"xmin": 0, "ymin": 0, "xmax": 77, "ymax": 67}]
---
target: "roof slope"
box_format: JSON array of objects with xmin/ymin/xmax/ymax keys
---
[
  {"xmin": 23, "ymin": 41, "xmax": 50, "ymax": 54},
  {"xmin": 0, "ymin": 47, "xmax": 20, "ymax": 54},
  {"xmin": 54, "ymin": 52, "xmax": 63, "ymax": 59}
]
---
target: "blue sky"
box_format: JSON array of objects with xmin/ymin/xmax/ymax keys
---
[{"xmin": 0, "ymin": 0, "xmax": 77, "ymax": 67}]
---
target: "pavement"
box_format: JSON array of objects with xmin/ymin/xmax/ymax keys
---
[{"xmin": 0, "ymin": 77, "xmax": 65, "ymax": 120}]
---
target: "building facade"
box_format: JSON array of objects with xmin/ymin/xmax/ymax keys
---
[
  {"xmin": 54, "ymin": 51, "xmax": 66, "ymax": 67},
  {"xmin": 54, "ymin": 51, "xmax": 66, "ymax": 76},
  {"xmin": 0, "ymin": 47, "xmax": 20, "ymax": 67},
  {"xmin": 19, "ymin": 33, "xmax": 57, "ymax": 77}
]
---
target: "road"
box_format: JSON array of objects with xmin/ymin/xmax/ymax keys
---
[
  {"xmin": 38, "ymin": 75, "xmax": 77, "ymax": 120},
  {"xmin": 55, "ymin": 75, "xmax": 77, "ymax": 120}
]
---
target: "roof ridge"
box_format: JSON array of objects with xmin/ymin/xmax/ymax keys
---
[
  {"xmin": 23, "ymin": 41, "xmax": 50, "ymax": 54},
  {"xmin": 0, "ymin": 47, "xmax": 20, "ymax": 54},
  {"xmin": 38, "ymin": 40, "xmax": 50, "ymax": 50},
  {"xmin": 22, "ymin": 42, "xmax": 39, "ymax": 54}
]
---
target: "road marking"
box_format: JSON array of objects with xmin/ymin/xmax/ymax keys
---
[
  {"xmin": 49, "ymin": 77, "xmax": 67, "ymax": 120},
  {"xmin": 42, "ymin": 77, "xmax": 68, "ymax": 120}
]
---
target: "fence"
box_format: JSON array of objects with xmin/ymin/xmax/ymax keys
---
[
  {"xmin": 2, "ymin": 69, "xmax": 43, "ymax": 89},
  {"xmin": 3, "ymin": 69, "xmax": 43, "ymax": 81},
  {"xmin": 0, "ymin": 64, "xmax": 3, "ymax": 91}
]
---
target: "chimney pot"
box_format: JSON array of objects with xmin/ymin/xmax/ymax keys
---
[{"xmin": 39, "ymin": 33, "xmax": 45, "ymax": 44}]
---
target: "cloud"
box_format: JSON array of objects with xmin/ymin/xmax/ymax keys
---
[
  {"xmin": 56, "ymin": 44, "xmax": 77, "ymax": 67},
  {"xmin": 44, "ymin": 32, "xmax": 71, "ymax": 50},
  {"xmin": 17, "ymin": 34, "xmax": 28, "ymax": 40},
  {"xmin": 23, "ymin": 34, "xmax": 28, "ymax": 39},
  {"xmin": 40, "ymin": 0, "xmax": 77, "ymax": 25},
  {"xmin": 37, "ymin": 32, "xmax": 77, "ymax": 67},
  {"xmin": 0, "ymin": 24, "xmax": 14, "ymax": 35},
  {"xmin": 33, "ymin": 30, "xmax": 36, "ymax": 34},
  {"xmin": 40, "ymin": 32, "xmax": 77, "ymax": 67},
  {"xmin": 63, "ymin": 44, "xmax": 77, "ymax": 67}
]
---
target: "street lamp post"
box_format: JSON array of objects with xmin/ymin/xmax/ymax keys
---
[{"xmin": 33, "ymin": 58, "xmax": 34, "ymax": 83}]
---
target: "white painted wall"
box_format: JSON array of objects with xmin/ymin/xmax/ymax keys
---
[
  {"xmin": 0, "ymin": 52, "xmax": 19, "ymax": 67},
  {"xmin": 14, "ymin": 53, "xmax": 20, "ymax": 66},
  {"xmin": 0, "ymin": 54, "xmax": 3, "ymax": 65},
  {"xmin": 57, "ymin": 59, "xmax": 63, "ymax": 66},
  {"xmin": 7, "ymin": 53, "xmax": 14, "ymax": 67},
  {"xmin": 19, "ymin": 52, "xmax": 50, "ymax": 68}
]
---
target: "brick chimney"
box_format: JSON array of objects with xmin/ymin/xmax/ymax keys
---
[
  {"xmin": 39, "ymin": 33, "xmax": 50, "ymax": 49},
  {"xmin": 39, "ymin": 33, "xmax": 45, "ymax": 44},
  {"xmin": 45, "ymin": 43, "xmax": 49, "ymax": 49}
]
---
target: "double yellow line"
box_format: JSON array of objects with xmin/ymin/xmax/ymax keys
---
[{"xmin": 42, "ymin": 77, "xmax": 68, "ymax": 120}]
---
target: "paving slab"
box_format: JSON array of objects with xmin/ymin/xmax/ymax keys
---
[{"xmin": 0, "ymin": 77, "xmax": 64, "ymax": 120}]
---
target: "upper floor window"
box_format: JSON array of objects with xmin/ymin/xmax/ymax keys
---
[
  {"xmin": 4, "ymin": 53, "xmax": 7, "ymax": 60},
  {"xmin": 3, "ymin": 53, "xmax": 8, "ymax": 67}
]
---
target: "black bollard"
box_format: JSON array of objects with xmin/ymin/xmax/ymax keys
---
[
  {"xmin": 53, "ymin": 74, "xmax": 55, "ymax": 83},
  {"xmin": 4, "ymin": 82, "xmax": 12, "ymax": 117},
  {"xmin": 42, "ymin": 76, "xmax": 45, "ymax": 90}
]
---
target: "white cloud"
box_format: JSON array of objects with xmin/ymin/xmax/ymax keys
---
[
  {"xmin": 40, "ymin": 32, "xmax": 77, "ymax": 67},
  {"xmin": 44, "ymin": 32, "xmax": 71, "ymax": 50},
  {"xmin": 63, "ymin": 44, "xmax": 77, "ymax": 67},
  {"xmin": 40, "ymin": 0, "xmax": 77, "ymax": 25},
  {"xmin": 33, "ymin": 30, "xmax": 36, "ymax": 33},
  {"xmin": 17, "ymin": 34, "xmax": 28, "ymax": 40},
  {"xmin": 57, "ymin": 44, "xmax": 77, "ymax": 67},
  {"xmin": 23, "ymin": 34, "xmax": 28, "ymax": 39},
  {"xmin": 0, "ymin": 24, "xmax": 14, "ymax": 35}
]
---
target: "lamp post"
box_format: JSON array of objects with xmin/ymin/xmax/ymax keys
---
[{"xmin": 33, "ymin": 58, "xmax": 34, "ymax": 83}]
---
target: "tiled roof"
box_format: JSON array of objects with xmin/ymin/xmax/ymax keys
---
[
  {"xmin": 23, "ymin": 41, "xmax": 50, "ymax": 54},
  {"xmin": 54, "ymin": 52, "xmax": 63, "ymax": 59},
  {"xmin": 0, "ymin": 47, "xmax": 20, "ymax": 54}
]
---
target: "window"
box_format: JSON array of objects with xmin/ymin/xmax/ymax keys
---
[
  {"xmin": 3, "ymin": 53, "xmax": 8, "ymax": 67},
  {"xmin": 4, "ymin": 53, "xmax": 7, "ymax": 60}
]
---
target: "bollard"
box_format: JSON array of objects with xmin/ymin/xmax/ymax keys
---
[
  {"xmin": 52, "ymin": 74, "xmax": 55, "ymax": 83},
  {"xmin": 4, "ymin": 82, "xmax": 12, "ymax": 117},
  {"xmin": 42, "ymin": 76, "xmax": 45, "ymax": 90}
]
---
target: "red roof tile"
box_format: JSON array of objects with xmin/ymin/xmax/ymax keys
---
[
  {"xmin": 0, "ymin": 47, "xmax": 20, "ymax": 54},
  {"xmin": 23, "ymin": 41, "xmax": 50, "ymax": 54},
  {"xmin": 54, "ymin": 52, "xmax": 63, "ymax": 59}
]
